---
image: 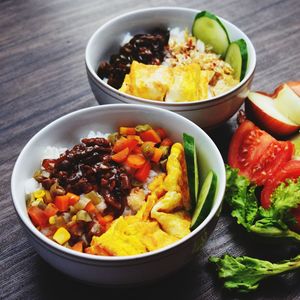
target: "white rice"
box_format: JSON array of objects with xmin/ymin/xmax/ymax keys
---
[
  {"xmin": 25, "ymin": 178, "xmax": 42, "ymax": 195},
  {"xmin": 121, "ymin": 32, "xmax": 133, "ymax": 45},
  {"xmin": 41, "ymin": 146, "xmax": 67, "ymax": 160},
  {"xmin": 84, "ymin": 130, "xmax": 108, "ymax": 139},
  {"xmin": 168, "ymin": 27, "xmax": 186, "ymax": 46}
]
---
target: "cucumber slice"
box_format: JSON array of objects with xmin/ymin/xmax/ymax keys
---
[
  {"xmin": 190, "ymin": 170, "xmax": 217, "ymax": 230},
  {"xmin": 225, "ymin": 39, "xmax": 248, "ymax": 81},
  {"xmin": 192, "ymin": 11, "xmax": 230, "ymax": 57},
  {"xmin": 183, "ymin": 133, "xmax": 199, "ymax": 209}
]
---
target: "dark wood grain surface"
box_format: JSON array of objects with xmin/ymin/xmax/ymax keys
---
[{"xmin": 1, "ymin": 0, "xmax": 300, "ymax": 299}]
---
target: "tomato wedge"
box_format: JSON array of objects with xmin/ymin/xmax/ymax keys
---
[
  {"xmin": 249, "ymin": 141, "xmax": 294, "ymax": 186},
  {"xmin": 228, "ymin": 120, "xmax": 294, "ymax": 185},
  {"xmin": 228, "ymin": 120, "xmax": 274, "ymax": 181},
  {"xmin": 261, "ymin": 160, "xmax": 300, "ymax": 208}
]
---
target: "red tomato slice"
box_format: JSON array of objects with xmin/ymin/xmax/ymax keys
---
[
  {"xmin": 261, "ymin": 160, "xmax": 300, "ymax": 208},
  {"xmin": 249, "ymin": 141, "xmax": 294, "ymax": 185},
  {"xmin": 228, "ymin": 120, "xmax": 275, "ymax": 182}
]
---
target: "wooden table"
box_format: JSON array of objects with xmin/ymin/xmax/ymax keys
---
[{"xmin": 1, "ymin": 0, "xmax": 300, "ymax": 299}]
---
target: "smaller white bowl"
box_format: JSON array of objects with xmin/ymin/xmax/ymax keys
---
[
  {"xmin": 85, "ymin": 7, "xmax": 256, "ymax": 129},
  {"xmin": 11, "ymin": 104, "xmax": 225, "ymax": 286}
]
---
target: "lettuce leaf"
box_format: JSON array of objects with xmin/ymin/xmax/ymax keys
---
[
  {"xmin": 210, "ymin": 253, "xmax": 300, "ymax": 292},
  {"xmin": 224, "ymin": 165, "xmax": 300, "ymax": 242},
  {"xmin": 224, "ymin": 165, "xmax": 258, "ymax": 229}
]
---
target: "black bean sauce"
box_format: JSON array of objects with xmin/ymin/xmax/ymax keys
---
[
  {"xmin": 36, "ymin": 137, "xmax": 131, "ymax": 215},
  {"xmin": 97, "ymin": 28, "xmax": 170, "ymax": 89}
]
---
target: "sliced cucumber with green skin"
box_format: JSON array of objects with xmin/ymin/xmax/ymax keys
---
[
  {"xmin": 192, "ymin": 11, "xmax": 230, "ymax": 57},
  {"xmin": 183, "ymin": 133, "xmax": 199, "ymax": 209},
  {"xmin": 191, "ymin": 170, "xmax": 217, "ymax": 230},
  {"xmin": 225, "ymin": 39, "xmax": 248, "ymax": 81}
]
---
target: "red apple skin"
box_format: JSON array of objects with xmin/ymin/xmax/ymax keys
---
[
  {"xmin": 256, "ymin": 82, "xmax": 299, "ymax": 98},
  {"xmin": 262, "ymin": 82, "xmax": 300, "ymax": 98},
  {"xmin": 245, "ymin": 92, "xmax": 300, "ymax": 137}
]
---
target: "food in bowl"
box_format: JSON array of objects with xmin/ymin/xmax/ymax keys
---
[
  {"xmin": 25, "ymin": 123, "xmax": 217, "ymax": 256},
  {"xmin": 12, "ymin": 104, "xmax": 226, "ymax": 285},
  {"xmin": 97, "ymin": 11, "xmax": 248, "ymax": 103}
]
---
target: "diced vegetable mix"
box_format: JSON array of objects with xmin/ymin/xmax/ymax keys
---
[
  {"xmin": 27, "ymin": 125, "xmax": 214, "ymax": 255},
  {"xmin": 27, "ymin": 126, "xmax": 218, "ymax": 256}
]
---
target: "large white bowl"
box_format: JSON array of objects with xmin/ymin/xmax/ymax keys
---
[
  {"xmin": 85, "ymin": 7, "xmax": 256, "ymax": 129},
  {"xmin": 11, "ymin": 104, "xmax": 226, "ymax": 286}
]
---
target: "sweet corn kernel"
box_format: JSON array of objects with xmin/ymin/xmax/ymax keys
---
[
  {"xmin": 49, "ymin": 216, "xmax": 56, "ymax": 225},
  {"xmin": 33, "ymin": 190, "xmax": 46, "ymax": 199},
  {"xmin": 71, "ymin": 215, "xmax": 77, "ymax": 222},
  {"xmin": 53, "ymin": 227, "xmax": 71, "ymax": 245}
]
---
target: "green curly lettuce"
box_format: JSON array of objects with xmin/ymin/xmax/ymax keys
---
[
  {"xmin": 224, "ymin": 165, "xmax": 300, "ymax": 242},
  {"xmin": 210, "ymin": 254, "xmax": 300, "ymax": 292}
]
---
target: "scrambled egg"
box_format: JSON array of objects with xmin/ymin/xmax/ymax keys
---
[
  {"xmin": 120, "ymin": 61, "xmax": 172, "ymax": 101},
  {"xmin": 165, "ymin": 65, "xmax": 209, "ymax": 102},
  {"xmin": 87, "ymin": 143, "xmax": 191, "ymax": 256},
  {"xmin": 120, "ymin": 61, "xmax": 210, "ymax": 102}
]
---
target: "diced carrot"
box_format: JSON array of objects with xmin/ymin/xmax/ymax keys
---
[
  {"xmin": 135, "ymin": 161, "xmax": 151, "ymax": 182},
  {"xmin": 113, "ymin": 137, "xmax": 138, "ymax": 153},
  {"xmin": 126, "ymin": 154, "xmax": 146, "ymax": 169},
  {"xmin": 96, "ymin": 213, "xmax": 107, "ymax": 226},
  {"xmin": 119, "ymin": 127, "xmax": 136, "ymax": 135},
  {"xmin": 28, "ymin": 206, "xmax": 48, "ymax": 227},
  {"xmin": 161, "ymin": 137, "xmax": 173, "ymax": 147},
  {"xmin": 44, "ymin": 203, "xmax": 59, "ymax": 219},
  {"xmin": 67, "ymin": 192, "xmax": 80, "ymax": 205},
  {"xmin": 111, "ymin": 147, "xmax": 130, "ymax": 163},
  {"xmin": 140, "ymin": 129, "xmax": 161, "ymax": 144},
  {"xmin": 132, "ymin": 145, "xmax": 142, "ymax": 154},
  {"xmin": 151, "ymin": 147, "xmax": 163, "ymax": 163},
  {"xmin": 54, "ymin": 195, "xmax": 70, "ymax": 212},
  {"xmin": 71, "ymin": 241, "xmax": 83, "ymax": 252},
  {"xmin": 103, "ymin": 214, "xmax": 114, "ymax": 223},
  {"xmin": 127, "ymin": 135, "xmax": 143, "ymax": 144},
  {"xmin": 156, "ymin": 128, "xmax": 167, "ymax": 139},
  {"xmin": 84, "ymin": 201, "xmax": 96, "ymax": 214}
]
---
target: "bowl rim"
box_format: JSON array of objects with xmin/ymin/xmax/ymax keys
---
[
  {"xmin": 85, "ymin": 6, "xmax": 256, "ymax": 107},
  {"xmin": 11, "ymin": 104, "xmax": 226, "ymax": 262}
]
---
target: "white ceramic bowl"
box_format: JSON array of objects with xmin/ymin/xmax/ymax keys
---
[
  {"xmin": 11, "ymin": 104, "xmax": 225, "ymax": 286},
  {"xmin": 85, "ymin": 7, "xmax": 256, "ymax": 129}
]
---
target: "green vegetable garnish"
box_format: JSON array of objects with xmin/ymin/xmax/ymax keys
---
[
  {"xmin": 190, "ymin": 170, "xmax": 217, "ymax": 230},
  {"xmin": 225, "ymin": 39, "xmax": 248, "ymax": 81},
  {"xmin": 192, "ymin": 11, "xmax": 230, "ymax": 57},
  {"xmin": 224, "ymin": 165, "xmax": 300, "ymax": 242},
  {"xmin": 183, "ymin": 133, "xmax": 199, "ymax": 209},
  {"xmin": 210, "ymin": 253, "xmax": 300, "ymax": 292},
  {"xmin": 135, "ymin": 124, "xmax": 152, "ymax": 133}
]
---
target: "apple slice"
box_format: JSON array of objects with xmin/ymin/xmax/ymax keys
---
[
  {"xmin": 273, "ymin": 84, "xmax": 300, "ymax": 125},
  {"xmin": 287, "ymin": 81, "xmax": 300, "ymax": 97},
  {"xmin": 246, "ymin": 91, "xmax": 300, "ymax": 136}
]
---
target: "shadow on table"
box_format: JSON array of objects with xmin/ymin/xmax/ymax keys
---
[
  {"xmin": 36, "ymin": 253, "xmax": 223, "ymax": 300},
  {"xmin": 35, "ymin": 250, "xmax": 300, "ymax": 300}
]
